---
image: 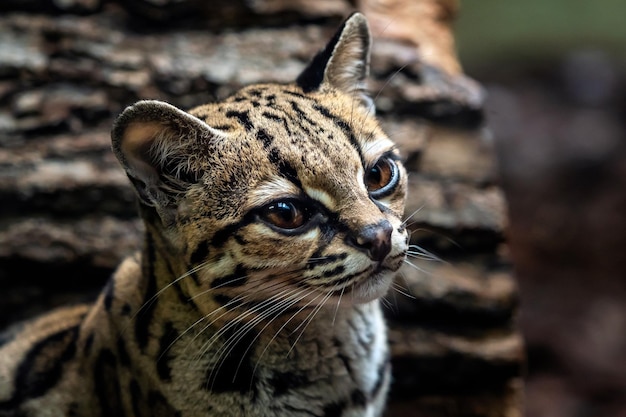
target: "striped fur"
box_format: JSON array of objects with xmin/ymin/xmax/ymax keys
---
[{"xmin": 0, "ymin": 13, "xmax": 407, "ymax": 417}]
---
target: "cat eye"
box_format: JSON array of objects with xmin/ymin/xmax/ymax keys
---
[
  {"xmin": 260, "ymin": 200, "xmax": 308, "ymax": 231},
  {"xmin": 365, "ymin": 156, "xmax": 399, "ymax": 198}
]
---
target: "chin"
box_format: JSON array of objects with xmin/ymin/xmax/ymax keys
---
[{"xmin": 349, "ymin": 269, "xmax": 396, "ymax": 304}]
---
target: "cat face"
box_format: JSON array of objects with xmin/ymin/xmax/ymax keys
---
[{"xmin": 112, "ymin": 13, "xmax": 408, "ymax": 309}]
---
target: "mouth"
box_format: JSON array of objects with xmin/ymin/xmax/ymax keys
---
[
  {"xmin": 349, "ymin": 250, "xmax": 407, "ymax": 302},
  {"xmin": 341, "ymin": 264, "xmax": 397, "ymax": 304},
  {"xmin": 315, "ymin": 248, "xmax": 405, "ymax": 302}
]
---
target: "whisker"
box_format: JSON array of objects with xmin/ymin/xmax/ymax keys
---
[
  {"xmin": 156, "ymin": 313, "xmax": 208, "ymax": 363},
  {"xmin": 332, "ymin": 286, "xmax": 345, "ymax": 326},
  {"xmin": 189, "ymin": 274, "xmax": 250, "ymax": 300},
  {"xmin": 207, "ymin": 286, "xmax": 307, "ymax": 388},
  {"xmin": 182, "ymin": 273, "xmax": 293, "ymax": 367},
  {"xmin": 194, "ymin": 269, "xmax": 306, "ymax": 366},
  {"xmin": 193, "ymin": 278, "xmax": 293, "ymax": 357},
  {"xmin": 408, "ymin": 243, "xmax": 444, "ymax": 263},
  {"xmin": 371, "ymin": 63, "xmax": 410, "ymax": 109},
  {"xmin": 403, "ymin": 259, "xmax": 436, "ymax": 276},
  {"xmin": 286, "ymin": 288, "xmax": 335, "ymax": 357},
  {"xmin": 391, "ymin": 282, "xmax": 416, "ymax": 300},
  {"xmin": 251, "ymin": 286, "xmax": 322, "ymax": 379},
  {"xmin": 379, "ymin": 294, "xmax": 393, "ymax": 311},
  {"xmin": 402, "ymin": 205, "xmax": 426, "ymax": 227},
  {"xmin": 119, "ymin": 259, "xmax": 213, "ymax": 336},
  {"xmin": 406, "ymin": 251, "xmax": 440, "ymax": 262}
]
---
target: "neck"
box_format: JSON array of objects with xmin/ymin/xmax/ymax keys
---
[{"xmin": 99, "ymin": 230, "xmax": 390, "ymax": 414}]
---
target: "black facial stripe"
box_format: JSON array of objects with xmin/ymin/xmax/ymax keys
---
[
  {"xmin": 370, "ymin": 198, "xmax": 396, "ymax": 214},
  {"xmin": 312, "ymin": 104, "xmax": 365, "ymax": 168},
  {"xmin": 283, "ymin": 90, "xmax": 309, "ymax": 99},
  {"xmin": 313, "ymin": 265, "xmax": 372, "ymax": 289},
  {"xmin": 83, "ymin": 333, "xmax": 94, "ymax": 355},
  {"xmin": 225, "ymin": 110, "xmax": 254, "ymax": 131},
  {"xmin": 321, "ymin": 265, "xmax": 346, "ymax": 278},
  {"xmin": 209, "ymin": 216, "xmax": 256, "ymax": 248},
  {"xmin": 210, "ymin": 264, "xmax": 248, "ymax": 289},
  {"xmin": 256, "ymin": 128, "xmax": 274, "ymax": 149},
  {"xmin": 306, "ymin": 252, "xmax": 348, "ymax": 269},
  {"xmin": 212, "ymin": 294, "xmax": 243, "ymax": 310},
  {"xmin": 388, "ymin": 252, "xmax": 406, "ymax": 262},
  {"xmin": 189, "ymin": 239, "xmax": 210, "ymax": 265},
  {"xmin": 261, "ymin": 111, "xmax": 282, "ymax": 122},
  {"xmin": 188, "ymin": 271, "xmax": 201, "ymax": 286},
  {"xmin": 268, "ymin": 148, "xmax": 302, "ymax": 188},
  {"xmin": 161, "ymin": 248, "xmax": 184, "ymax": 305},
  {"xmin": 211, "ymin": 124, "xmax": 235, "ymax": 131},
  {"xmin": 289, "ymin": 100, "xmax": 319, "ymax": 127}
]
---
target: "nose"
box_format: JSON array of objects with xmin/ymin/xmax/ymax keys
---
[{"xmin": 349, "ymin": 220, "xmax": 393, "ymax": 263}]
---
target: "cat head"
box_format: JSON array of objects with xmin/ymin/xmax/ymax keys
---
[{"xmin": 111, "ymin": 13, "xmax": 408, "ymax": 309}]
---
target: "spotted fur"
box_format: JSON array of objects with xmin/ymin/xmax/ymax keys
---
[{"xmin": 0, "ymin": 13, "xmax": 408, "ymax": 417}]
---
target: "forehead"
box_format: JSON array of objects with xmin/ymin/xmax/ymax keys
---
[{"xmin": 189, "ymin": 84, "xmax": 395, "ymax": 205}]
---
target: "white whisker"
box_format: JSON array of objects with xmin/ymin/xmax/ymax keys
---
[
  {"xmin": 286, "ymin": 288, "xmax": 335, "ymax": 357},
  {"xmin": 403, "ymin": 259, "xmax": 436, "ymax": 276},
  {"xmin": 332, "ymin": 286, "xmax": 345, "ymax": 326},
  {"xmin": 249, "ymin": 287, "xmax": 321, "ymax": 383},
  {"xmin": 119, "ymin": 260, "xmax": 213, "ymax": 337},
  {"xmin": 391, "ymin": 282, "xmax": 416, "ymax": 300},
  {"xmin": 402, "ymin": 205, "xmax": 426, "ymax": 227}
]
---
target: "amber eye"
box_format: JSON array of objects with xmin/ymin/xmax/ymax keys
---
[
  {"xmin": 365, "ymin": 157, "xmax": 398, "ymax": 197},
  {"xmin": 260, "ymin": 200, "xmax": 307, "ymax": 230}
]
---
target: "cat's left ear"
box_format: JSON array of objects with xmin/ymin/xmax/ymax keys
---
[
  {"xmin": 111, "ymin": 100, "xmax": 225, "ymax": 224},
  {"xmin": 296, "ymin": 12, "xmax": 373, "ymax": 109}
]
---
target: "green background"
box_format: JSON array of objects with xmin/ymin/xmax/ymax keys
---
[{"xmin": 454, "ymin": 0, "xmax": 626, "ymax": 73}]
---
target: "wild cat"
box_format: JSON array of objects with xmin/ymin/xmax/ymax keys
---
[{"xmin": 0, "ymin": 12, "xmax": 409, "ymax": 417}]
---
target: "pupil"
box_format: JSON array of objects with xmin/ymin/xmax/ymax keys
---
[
  {"xmin": 369, "ymin": 165, "xmax": 382, "ymax": 184},
  {"xmin": 275, "ymin": 202, "xmax": 294, "ymax": 220}
]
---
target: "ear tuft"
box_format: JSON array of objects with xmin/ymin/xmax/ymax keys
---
[{"xmin": 296, "ymin": 12, "xmax": 372, "ymax": 107}]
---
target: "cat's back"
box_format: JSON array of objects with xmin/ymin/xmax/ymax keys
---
[{"xmin": 0, "ymin": 304, "xmax": 90, "ymax": 414}]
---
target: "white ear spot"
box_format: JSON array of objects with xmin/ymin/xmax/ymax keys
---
[
  {"xmin": 117, "ymin": 122, "xmax": 168, "ymax": 187},
  {"xmin": 121, "ymin": 122, "xmax": 163, "ymax": 155}
]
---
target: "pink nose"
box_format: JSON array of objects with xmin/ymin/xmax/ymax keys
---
[{"xmin": 349, "ymin": 220, "xmax": 393, "ymax": 262}]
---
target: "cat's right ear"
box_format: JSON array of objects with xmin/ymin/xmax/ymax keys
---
[{"xmin": 111, "ymin": 100, "xmax": 223, "ymax": 214}]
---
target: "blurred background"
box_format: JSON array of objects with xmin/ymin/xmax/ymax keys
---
[{"xmin": 456, "ymin": 1, "xmax": 626, "ymax": 416}]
